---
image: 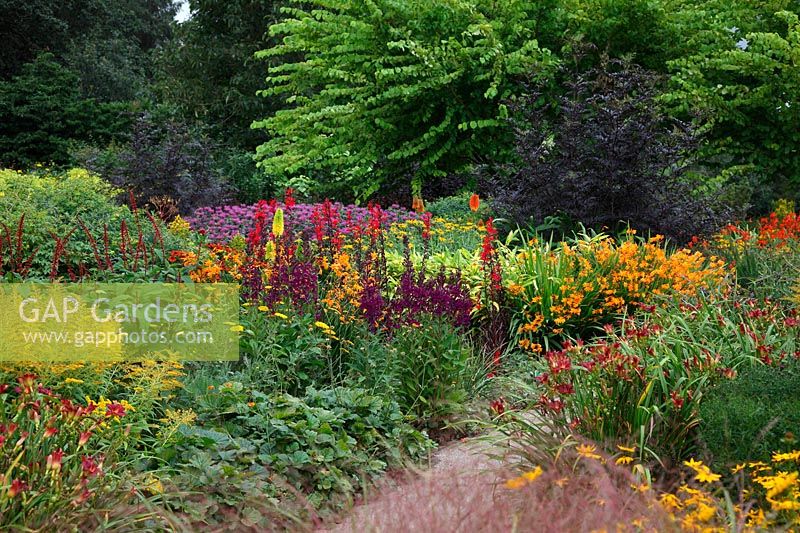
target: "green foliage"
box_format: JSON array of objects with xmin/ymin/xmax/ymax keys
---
[
  {"xmin": 0, "ymin": 0, "xmax": 176, "ymax": 96},
  {"xmin": 562, "ymin": 0, "xmax": 677, "ymax": 70},
  {"xmin": 169, "ymin": 382, "xmax": 433, "ymax": 509},
  {"xmin": 386, "ymin": 317, "xmax": 486, "ymax": 428},
  {"xmin": 698, "ymin": 360, "xmax": 800, "ymax": 468},
  {"xmin": 237, "ymin": 307, "xmax": 338, "ymax": 396},
  {"xmin": 218, "ymin": 147, "xmax": 275, "ymax": 204},
  {"xmin": 0, "ymin": 167, "xmax": 128, "ymax": 274},
  {"xmin": 254, "ymin": 0, "xmax": 558, "ymax": 200},
  {"xmin": 663, "ymin": 6, "xmax": 800, "ymax": 208},
  {"xmin": 532, "ymin": 293, "xmax": 798, "ymax": 463},
  {"xmin": 427, "ymin": 192, "xmax": 491, "ymax": 221},
  {"xmin": 0, "ymin": 54, "xmax": 130, "ymax": 168}
]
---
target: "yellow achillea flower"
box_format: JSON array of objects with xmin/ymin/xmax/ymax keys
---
[
  {"xmin": 273, "ymin": 312, "xmax": 288, "ymax": 319},
  {"xmin": 616, "ymin": 444, "xmax": 636, "ymax": 453},
  {"xmin": 615, "ymin": 456, "xmax": 634, "ymax": 465}
]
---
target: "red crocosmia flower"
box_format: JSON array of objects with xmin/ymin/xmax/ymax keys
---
[
  {"xmin": 0, "ymin": 384, "xmax": 8, "ymax": 394},
  {"xmin": 46, "ymin": 448, "xmax": 64, "ymax": 473},
  {"xmin": 43, "ymin": 426, "xmax": 59, "ymax": 438},
  {"xmin": 8, "ymin": 479, "xmax": 28, "ymax": 498},
  {"xmin": 78, "ymin": 431, "xmax": 92, "ymax": 447},
  {"xmin": 469, "ymin": 193, "xmax": 480, "ymax": 212},
  {"xmin": 535, "ymin": 373, "xmax": 549, "ymax": 385},
  {"xmin": 284, "ymin": 187, "xmax": 296, "ymax": 208},
  {"xmin": 487, "ymin": 372, "xmax": 496, "ymax": 379},
  {"xmin": 105, "ymin": 402, "xmax": 126, "ymax": 418},
  {"xmin": 421, "ymin": 211, "xmax": 432, "ymax": 240}
]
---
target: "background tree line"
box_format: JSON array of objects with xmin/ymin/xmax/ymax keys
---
[{"xmin": 1, "ymin": 0, "xmax": 798, "ymax": 238}]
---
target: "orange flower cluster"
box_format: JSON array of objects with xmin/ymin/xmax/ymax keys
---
[
  {"xmin": 319, "ymin": 252, "xmax": 364, "ymax": 322},
  {"xmin": 757, "ymin": 211, "xmax": 800, "ymax": 247},
  {"xmin": 511, "ymin": 235, "xmax": 727, "ymax": 349},
  {"xmin": 694, "ymin": 210, "xmax": 800, "ymax": 251},
  {"xmin": 169, "ymin": 244, "xmax": 246, "ymax": 283}
]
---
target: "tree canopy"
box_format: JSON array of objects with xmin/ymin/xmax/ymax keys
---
[{"xmin": 253, "ymin": 0, "xmax": 560, "ymax": 200}]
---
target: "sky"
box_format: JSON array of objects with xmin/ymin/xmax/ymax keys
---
[{"xmin": 174, "ymin": 0, "xmax": 191, "ymax": 23}]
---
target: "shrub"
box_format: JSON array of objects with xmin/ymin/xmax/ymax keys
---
[
  {"xmin": 0, "ymin": 167, "xmax": 127, "ymax": 275},
  {"xmin": 664, "ymin": 7, "xmax": 800, "ymax": 210},
  {"xmin": 0, "ymin": 53, "xmax": 130, "ymax": 168},
  {"xmin": 698, "ymin": 360, "xmax": 800, "ymax": 467},
  {"xmin": 426, "ymin": 192, "xmax": 491, "ymax": 222},
  {"xmin": 254, "ymin": 0, "xmax": 558, "ymax": 200},
  {"xmin": 493, "ymin": 59, "xmax": 730, "ymax": 243},
  {"xmin": 82, "ymin": 112, "xmax": 232, "ymax": 214}
]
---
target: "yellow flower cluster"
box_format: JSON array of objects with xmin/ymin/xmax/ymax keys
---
[
  {"xmin": 86, "ymin": 395, "xmax": 135, "ymax": 423},
  {"xmin": 660, "ymin": 454, "xmax": 800, "ymax": 530},
  {"xmin": 117, "ymin": 360, "xmax": 185, "ymax": 394},
  {"xmin": 388, "ymin": 217, "xmax": 479, "ymax": 247},
  {"xmin": 167, "ymin": 215, "xmax": 192, "ymax": 238}
]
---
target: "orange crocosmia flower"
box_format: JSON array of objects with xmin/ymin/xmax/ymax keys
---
[{"xmin": 469, "ymin": 193, "xmax": 480, "ymax": 212}]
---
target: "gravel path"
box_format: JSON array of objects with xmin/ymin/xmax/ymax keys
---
[{"xmin": 320, "ymin": 436, "xmax": 507, "ymax": 533}]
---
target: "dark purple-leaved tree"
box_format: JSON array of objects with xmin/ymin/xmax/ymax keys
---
[{"xmin": 490, "ymin": 59, "xmax": 731, "ymax": 243}]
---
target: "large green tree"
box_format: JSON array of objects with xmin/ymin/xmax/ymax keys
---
[
  {"xmin": 253, "ymin": 0, "xmax": 560, "ymax": 201},
  {"xmin": 0, "ymin": 54, "xmax": 129, "ymax": 168},
  {"xmin": 663, "ymin": 3, "xmax": 800, "ymax": 208},
  {"xmin": 157, "ymin": 0, "xmax": 280, "ymax": 149},
  {"xmin": 0, "ymin": 0, "xmax": 176, "ymax": 100}
]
